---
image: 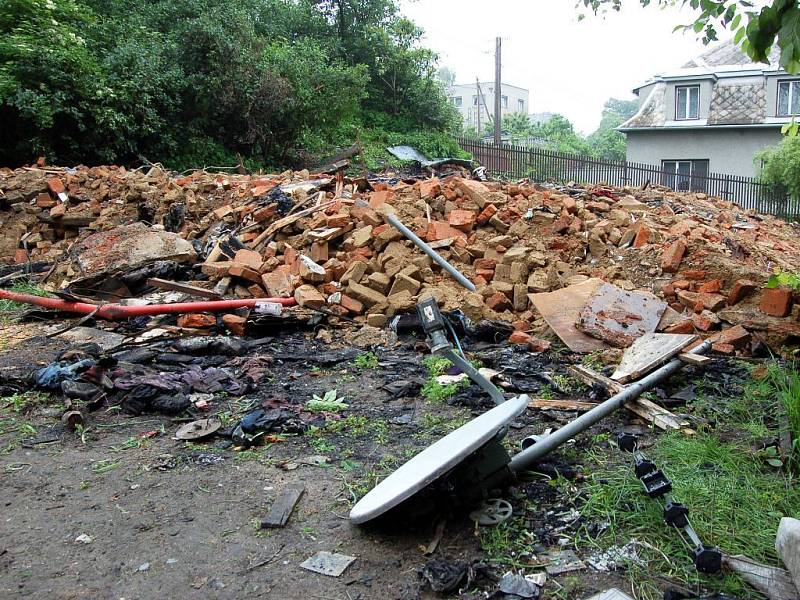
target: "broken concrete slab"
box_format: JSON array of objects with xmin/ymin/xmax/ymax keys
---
[{"xmin": 611, "ymin": 333, "xmax": 697, "ymax": 383}]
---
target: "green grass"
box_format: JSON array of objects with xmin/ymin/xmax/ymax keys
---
[
  {"xmin": 354, "ymin": 351, "xmax": 378, "ymax": 370},
  {"xmin": 580, "ymin": 434, "xmax": 800, "ymax": 598},
  {"xmin": 766, "ymin": 362, "xmax": 800, "ymax": 469},
  {"xmin": 421, "ymin": 379, "xmax": 466, "ymax": 403},
  {"xmin": 313, "ymin": 415, "xmax": 389, "ymax": 444},
  {"xmin": 0, "ymin": 280, "xmax": 51, "ymax": 313}
]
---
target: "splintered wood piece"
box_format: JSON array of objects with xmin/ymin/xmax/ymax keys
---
[
  {"xmin": 529, "ymin": 278, "xmax": 608, "ymax": 353},
  {"xmin": 577, "ymin": 282, "xmax": 668, "ymax": 348},
  {"xmin": 529, "ymin": 399, "xmax": 598, "ymax": 411},
  {"xmin": 611, "ymin": 333, "xmax": 697, "ymax": 383},
  {"xmin": 678, "ymin": 353, "xmax": 711, "ymax": 365},
  {"xmin": 623, "ymin": 398, "xmax": 690, "ymax": 431},
  {"xmin": 252, "ymin": 199, "xmax": 338, "ymax": 249},
  {"xmin": 261, "ymin": 484, "xmax": 305, "ymax": 529},
  {"xmin": 569, "ymin": 365, "xmax": 625, "ymax": 394}
]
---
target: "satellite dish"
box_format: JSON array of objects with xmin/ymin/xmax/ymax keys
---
[{"xmin": 350, "ymin": 395, "xmax": 529, "ymax": 524}]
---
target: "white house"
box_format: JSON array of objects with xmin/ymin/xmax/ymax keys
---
[{"xmin": 446, "ymin": 82, "xmax": 529, "ymax": 133}]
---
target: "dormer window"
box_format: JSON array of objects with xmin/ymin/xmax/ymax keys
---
[
  {"xmin": 777, "ymin": 80, "xmax": 800, "ymax": 116},
  {"xmin": 676, "ymin": 85, "xmax": 700, "ymax": 120}
]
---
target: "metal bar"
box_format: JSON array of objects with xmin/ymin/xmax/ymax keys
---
[
  {"xmin": 509, "ymin": 340, "xmax": 711, "ymax": 472},
  {"xmin": 442, "ymin": 348, "xmax": 505, "ymax": 406},
  {"xmin": 385, "ymin": 213, "xmax": 476, "ymax": 291}
]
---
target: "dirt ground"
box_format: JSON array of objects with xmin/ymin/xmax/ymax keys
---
[{"xmin": 0, "ymin": 324, "xmax": 688, "ymax": 600}]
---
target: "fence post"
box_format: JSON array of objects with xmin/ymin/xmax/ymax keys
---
[{"xmin": 724, "ymin": 175, "xmax": 731, "ymax": 201}]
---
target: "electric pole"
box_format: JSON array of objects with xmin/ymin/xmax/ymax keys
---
[{"xmin": 494, "ymin": 36, "xmax": 501, "ymax": 145}]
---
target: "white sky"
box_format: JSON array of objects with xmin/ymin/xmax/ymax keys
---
[{"xmin": 399, "ymin": 0, "xmax": 714, "ymax": 134}]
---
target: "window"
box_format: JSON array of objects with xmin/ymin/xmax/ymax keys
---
[
  {"xmin": 472, "ymin": 95, "xmax": 479, "ymax": 106},
  {"xmin": 662, "ymin": 159, "xmax": 709, "ymax": 192},
  {"xmin": 451, "ymin": 96, "xmax": 462, "ymax": 107},
  {"xmin": 675, "ymin": 85, "xmax": 700, "ymax": 120},
  {"xmin": 777, "ymin": 80, "xmax": 800, "ymax": 116},
  {"xmin": 501, "ymin": 95, "xmax": 508, "ymax": 109},
  {"xmin": 518, "ymin": 99, "xmax": 525, "ymax": 112}
]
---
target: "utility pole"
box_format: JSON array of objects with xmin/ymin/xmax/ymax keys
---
[
  {"xmin": 475, "ymin": 79, "xmax": 481, "ymax": 136},
  {"xmin": 494, "ymin": 36, "xmax": 501, "ymax": 145}
]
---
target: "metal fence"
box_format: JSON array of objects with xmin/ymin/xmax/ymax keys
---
[{"xmin": 458, "ymin": 138, "xmax": 800, "ymax": 221}]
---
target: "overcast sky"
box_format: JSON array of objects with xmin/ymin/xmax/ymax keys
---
[{"xmin": 399, "ymin": 0, "xmax": 715, "ymax": 134}]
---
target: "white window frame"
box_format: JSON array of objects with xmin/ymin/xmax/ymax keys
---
[
  {"xmin": 451, "ymin": 96, "xmax": 462, "ymax": 107},
  {"xmin": 777, "ymin": 79, "xmax": 800, "ymax": 116},
  {"xmin": 662, "ymin": 159, "xmax": 708, "ymax": 192},
  {"xmin": 518, "ymin": 99, "xmax": 524, "ymax": 112},
  {"xmin": 472, "ymin": 95, "xmax": 479, "ymax": 106},
  {"xmin": 501, "ymin": 95, "xmax": 508, "ymax": 109},
  {"xmin": 675, "ymin": 85, "xmax": 700, "ymax": 120}
]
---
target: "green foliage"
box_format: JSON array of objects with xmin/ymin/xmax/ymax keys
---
[
  {"xmin": 306, "ymin": 389, "xmax": 348, "ymax": 412},
  {"xmin": 1, "ymin": 0, "xmax": 457, "ymax": 168},
  {"xmin": 354, "ymin": 352, "xmax": 379, "ymax": 370},
  {"xmin": 765, "ymin": 269, "xmax": 800, "ymax": 290},
  {"xmin": 584, "ymin": 97, "xmax": 638, "ymax": 161},
  {"xmin": 765, "ymin": 362, "xmax": 800, "ymax": 469},
  {"xmin": 757, "ymin": 135, "xmax": 800, "ymax": 197},
  {"xmin": 581, "ymin": 1, "xmax": 800, "ymax": 74},
  {"xmin": 421, "ymin": 379, "xmax": 464, "ymax": 404},
  {"xmin": 0, "ymin": 280, "xmax": 51, "ymax": 313}
]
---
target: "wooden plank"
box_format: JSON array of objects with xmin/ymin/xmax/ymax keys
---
[
  {"xmin": 147, "ymin": 278, "xmax": 221, "ymax": 299},
  {"xmin": 569, "ymin": 365, "xmax": 626, "ymax": 394},
  {"xmin": 252, "ymin": 200, "xmax": 337, "ymax": 249},
  {"xmin": 623, "ymin": 398, "xmax": 691, "ymax": 432},
  {"xmin": 261, "ymin": 484, "xmax": 305, "ymax": 529},
  {"xmin": 529, "ymin": 399, "xmax": 598, "ymax": 411},
  {"xmin": 611, "ymin": 333, "xmax": 696, "ymax": 383},
  {"xmin": 678, "ymin": 353, "xmax": 711, "ymax": 365}
]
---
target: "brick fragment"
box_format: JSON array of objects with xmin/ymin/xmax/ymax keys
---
[
  {"xmin": 233, "ymin": 249, "xmax": 264, "ymax": 271},
  {"xmin": 177, "ymin": 313, "xmax": 216, "ymax": 329},
  {"xmin": 294, "ymin": 284, "xmax": 326, "ymax": 308},
  {"xmin": 449, "ymin": 209, "xmax": 476, "ymax": 231},
  {"xmin": 338, "ymin": 294, "xmax": 364, "ymax": 315},
  {"xmin": 712, "ymin": 342, "xmax": 735, "ymax": 355},
  {"xmin": 633, "ymin": 226, "xmax": 651, "ymax": 248},
  {"xmin": 454, "ymin": 178, "xmax": 491, "ymax": 208},
  {"xmin": 665, "ymin": 320, "xmax": 695, "ymax": 334},
  {"xmin": 660, "ymin": 239, "xmax": 686, "ymax": 273},
  {"xmin": 698, "ymin": 279, "xmax": 722, "ymax": 294},
  {"xmin": 476, "ymin": 204, "xmax": 498, "ymax": 225},
  {"xmin": 261, "ymin": 271, "xmax": 294, "ymax": 297},
  {"xmin": 760, "ymin": 287, "xmax": 793, "ymax": 317},
  {"xmin": 676, "ymin": 290, "xmax": 726, "ymax": 312},
  {"xmin": 528, "ymin": 337, "xmax": 551, "ymax": 353},
  {"xmin": 509, "ymin": 331, "xmax": 531, "ymax": 345},
  {"xmin": 388, "ymin": 273, "xmax": 421, "ymax": 297},
  {"xmin": 222, "ymin": 314, "xmax": 247, "ymax": 336},
  {"xmin": 298, "ymin": 255, "xmax": 326, "ymax": 283},
  {"xmin": 727, "ymin": 279, "xmax": 757, "ymax": 305},
  {"xmin": 228, "ymin": 265, "xmax": 263, "ymax": 284},
  {"xmin": 419, "ymin": 178, "xmax": 441, "ymax": 200},
  {"xmin": 486, "ymin": 292, "xmax": 512, "ymax": 312},
  {"xmin": 347, "ymin": 281, "xmax": 387, "ymax": 307},
  {"xmin": 713, "ymin": 325, "xmax": 751, "ymax": 349}
]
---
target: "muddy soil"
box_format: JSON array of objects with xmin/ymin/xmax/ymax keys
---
[{"xmin": 0, "ymin": 329, "xmax": 634, "ymax": 600}]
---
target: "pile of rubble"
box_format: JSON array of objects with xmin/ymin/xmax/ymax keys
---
[{"xmin": 1, "ymin": 162, "xmax": 799, "ymax": 353}]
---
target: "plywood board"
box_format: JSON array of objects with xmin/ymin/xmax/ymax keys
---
[
  {"xmin": 528, "ymin": 278, "xmax": 608, "ymax": 353},
  {"xmin": 611, "ymin": 333, "xmax": 697, "ymax": 383}
]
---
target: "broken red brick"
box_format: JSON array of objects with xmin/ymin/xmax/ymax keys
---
[
  {"xmin": 697, "ymin": 279, "xmax": 722, "ymax": 294},
  {"xmin": 369, "ymin": 190, "xmax": 394, "ymax": 209},
  {"xmin": 712, "ymin": 324, "xmax": 751, "ymax": 349},
  {"xmin": 177, "ymin": 313, "xmax": 216, "ymax": 329},
  {"xmin": 419, "ymin": 178, "xmax": 441, "ymax": 200},
  {"xmin": 660, "ymin": 239, "xmax": 686, "ymax": 273},
  {"xmin": 665, "ymin": 320, "xmax": 695, "ymax": 334},
  {"xmin": 449, "ymin": 209, "xmax": 476, "ymax": 231},
  {"xmin": 508, "ymin": 331, "xmax": 532, "ymax": 345},
  {"xmin": 475, "ymin": 204, "xmax": 498, "ymax": 225},
  {"xmin": 338, "ymin": 294, "xmax": 364, "ymax": 315},
  {"xmin": 760, "ymin": 287, "xmax": 793, "ymax": 317},
  {"xmin": 727, "ymin": 279, "xmax": 757, "ymax": 305},
  {"xmin": 633, "ymin": 225, "xmax": 651, "ymax": 248},
  {"xmin": 676, "ymin": 290, "xmax": 726, "ymax": 312},
  {"xmin": 712, "ymin": 342, "xmax": 736, "ymax": 355},
  {"xmin": 222, "ymin": 314, "xmax": 247, "ymax": 336},
  {"xmin": 528, "ymin": 338, "xmax": 551, "ymax": 353},
  {"xmin": 486, "ymin": 292, "xmax": 512, "ymax": 312}
]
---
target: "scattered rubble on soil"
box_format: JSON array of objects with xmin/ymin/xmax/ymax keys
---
[
  {"xmin": 1, "ymin": 162, "xmax": 799, "ymax": 353},
  {"xmin": 1, "ymin": 160, "xmax": 800, "ymax": 599}
]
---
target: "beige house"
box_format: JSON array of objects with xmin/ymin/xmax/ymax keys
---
[{"xmin": 620, "ymin": 41, "xmax": 790, "ymax": 180}]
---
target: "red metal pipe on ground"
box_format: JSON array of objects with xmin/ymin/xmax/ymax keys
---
[{"xmin": 0, "ymin": 289, "xmax": 296, "ymax": 320}]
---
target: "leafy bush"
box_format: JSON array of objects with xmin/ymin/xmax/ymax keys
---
[{"xmin": 757, "ymin": 135, "xmax": 800, "ymax": 197}]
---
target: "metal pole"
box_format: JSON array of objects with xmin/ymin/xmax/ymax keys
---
[
  {"xmin": 385, "ymin": 213, "xmax": 476, "ymax": 292},
  {"xmin": 509, "ymin": 340, "xmax": 711, "ymax": 472},
  {"xmin": 494, "ymin": 37, "xmax": 502, "ymax": 145}
]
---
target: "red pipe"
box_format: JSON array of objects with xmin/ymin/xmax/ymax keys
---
[{"xmin": 0, "ymin": 289, "xmax": 296, "ymax": 320}]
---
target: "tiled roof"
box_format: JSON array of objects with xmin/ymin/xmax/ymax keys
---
[
  {"xmin": 621, "ymin": 83, "xmax": 666, "ymax": 128},
  {"xmin": 683, "ymin": 40, "xmax": 781, "ymax": 68},
  {"xmin": 708, "ymin": 80, "xmax": 766, "ymax": 124}
]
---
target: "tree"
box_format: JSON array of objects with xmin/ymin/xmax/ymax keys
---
[
  {"xmin": 503, "ymin": 112, "xmax": 534, "ymax": 138},
  {"xmin": 757, "ymin": 136, "xmax": 800, "ymax": 197},
  {"xmin": 586, "ymin": 97, "xmax": 639, "ymax": 160},
  {"xmin": 531, "ymin": 114, "xmax": 591, "ymax": 155},
  {"xmin": 437, "ymin": 66, "xmax": 456, "ymax": 86}
]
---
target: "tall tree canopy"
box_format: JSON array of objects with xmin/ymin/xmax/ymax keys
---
[{"xmin": 0, "ymin": 0, "xmax": 459, "ymax": 168}]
